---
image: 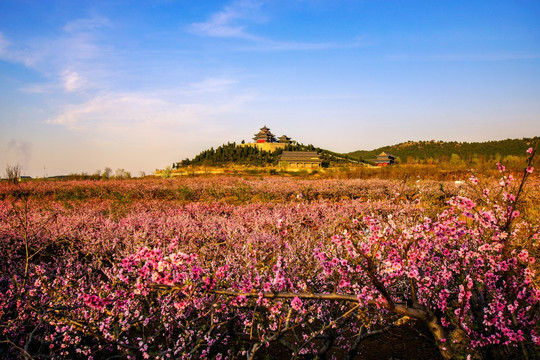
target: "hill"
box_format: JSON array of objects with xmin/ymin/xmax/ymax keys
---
[
  {"xmin": 347, "ymin": 137, "xmax": 539, "ymax": 165},
  {"xmin": 172, "ymin": 137, "xmax": 538, "ymax": 170},
  {"xmin": 173, "ymin": 142, "xmax": 359, "ymax": 169}
]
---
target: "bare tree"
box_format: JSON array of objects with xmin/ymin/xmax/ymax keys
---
[{"xmin": 5, "ymin": 164, "xmax": 21, "ymax": 184}]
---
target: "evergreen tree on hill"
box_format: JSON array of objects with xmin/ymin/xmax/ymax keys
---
[{"xmin": 174, "ymin": 143, "xmax": 359, "ymax": 168}]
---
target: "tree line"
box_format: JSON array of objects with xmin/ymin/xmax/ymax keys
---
[
  {"xmin": 174, "ymin": 143, "xmax": 358, "ymax": 168},
  {"xmin": 348, "ymin": 137, "xmax": 539, "ymax": 166}
]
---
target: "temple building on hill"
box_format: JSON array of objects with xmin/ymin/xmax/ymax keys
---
[
  {"xmin": 253, "ymin": 126, "xmax": 277, "ymax": 143},
  {"xmin": 279, "ymin": 151, "xmax": 322, "ymax": 168},
  {"xmin": 375, "ymin": 152, "xmax": 395, "ymax": 166},
  {"xmin": 241, "ymin": 126, "xmax": 294, "ymax": 152}
]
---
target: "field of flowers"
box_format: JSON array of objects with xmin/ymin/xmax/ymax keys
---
[{"xmin": 1, "ymin": 153, "xmax": 538, "ymax": 359}]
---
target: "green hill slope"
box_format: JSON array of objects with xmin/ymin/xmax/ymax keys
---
[{"xmin": 347, "ymin": 137, "xmax": 539, "ymax": 165}]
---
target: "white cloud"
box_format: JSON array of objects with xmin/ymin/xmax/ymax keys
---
[
  {"xmin": 47, "ymin": 94, "xmax": 172, "ymax": 130},
  {"xmin": 0, "ymin": 32, "xmax": 40, "ymax": 67},
  {"xmin": 184, "ymin": 78, "xmax": 238, "ymax": 94},
  {"xmin": 46, "ymin": 89, "xmax": 254, "ymax": 136},
  {"xmin": 20, "ymin": 69, "xmax": 89, "ymax": 94},
  {"xmin": 189, "ymin": 2, "xmax": 366, "ymax": 52},
  {"xmin": 62, "ymin": 70, "xmax": 87, "ymax": 92},
  {"xmin": 0, "ymin": 15, "xmax": 112, "ymax": 95},
  {"xmin": 189, "ymin": 0, "xmax": 263, "ymax": 40}
]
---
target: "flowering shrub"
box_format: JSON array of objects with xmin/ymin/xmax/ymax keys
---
[
  {"xmin": 0, "ymin": 176, "xmax": 471, "ymax": 204},
  {"xmin": 0, "ymin": 150, "xmax": 538, "ymax": 359}
]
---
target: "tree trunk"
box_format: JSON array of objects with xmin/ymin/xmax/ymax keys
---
[{"xmin": 425, "ymin": 313, "xmax": 453, "ymax": 360}]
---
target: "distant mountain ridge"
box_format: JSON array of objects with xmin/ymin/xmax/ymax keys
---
[{"xmin": 347, "ymin": 137, "xmax": 539, "ymax": 164}]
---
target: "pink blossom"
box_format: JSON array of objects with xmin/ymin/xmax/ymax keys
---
[
  {"xmin": 291, "ymin": 296, "xmax": 303, "ymax": 311},
  {"xmin": 518, "ymin": 249, "xmax": 529, "ymax": 263}
]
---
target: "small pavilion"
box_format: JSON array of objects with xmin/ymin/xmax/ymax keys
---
[{"xmin": 375, "ymin": 152, "xmax": 395, "ymax": 166}]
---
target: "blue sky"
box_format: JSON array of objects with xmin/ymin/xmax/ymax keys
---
[{"xmin": 1, "ymin": 0, "xmax": 539, "ymax": 176}]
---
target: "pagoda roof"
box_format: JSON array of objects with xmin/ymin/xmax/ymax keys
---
[{"xmin": 253, "ymin": 126, "xmax": 277, "ymax": 142}]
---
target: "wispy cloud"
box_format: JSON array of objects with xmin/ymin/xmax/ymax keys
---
[
  {"xmin": 20, "ymin": 66, "xmax": 92, "ymax": 94},
  {"xmin": 261, "ymin": 93, "xmax": 375, "ymax": 102},
  {"xmin": 386, "ymin": 53, "xmax": 540, "ymax": 62},
  {"xmin": 62, "ymin": 70, "xmax": 87, "ymax": 92},
  {"xmin": 1, "ymin": 15, "xmax": 113, "ymax": 95},
  {"xmin": 189, "ymin": 1, "xmax": 365, "ymax": 52},
  {"xmin": 240, "ymin": 37, "xmax": 367, "ymax": 52},
  {"xmin": 47, "ymin": 94, "xmax": 175, "ymax": 130},
  {"xmin": 63, "ymin": 14, "xmax": 111, "ymax": 33},
  {"xmin": 184, "ymin": 78, "xmax": 238, "ymax": 94},
  {"xmin": 189, "ymin": 0, "xmax": 263, "ymax": 40},
  {"xmin": 46, "ymin": 88, "xmax": 254, "ymax": 136},
  {"xmin": 0, "ymin": 31, "xmax": 40, "ymax": 67},
  {"xmin": 0, "ymin": 32, "xmax": 8, "ymax": 56},
  {"xmin": 3, "ymin": 12, "xmax": 254, "ymax": 141}
]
